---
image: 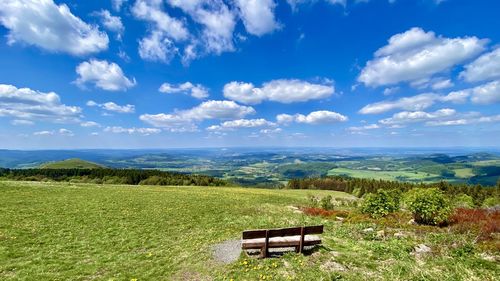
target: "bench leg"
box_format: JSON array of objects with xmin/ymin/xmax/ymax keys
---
[{"xmin": 260, "ymin": 246, "xmax": 267, "ymax": 258}]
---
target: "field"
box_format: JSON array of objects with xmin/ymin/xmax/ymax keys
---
[
  {"xmin": 1, "ymin": 181, "xmax": 498, "ymax": 280},
  {"xmin": 327, "ymin": 167, "xmax": 436, "ymax": 183}
]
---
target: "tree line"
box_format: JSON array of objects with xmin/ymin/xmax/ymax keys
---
[
  {"xmin": 287, "ymin": 176, "xmax": 500, "ymax": 205},
  {"xmin": 0, "ymin": 168, "xmax": 228, "ymax": 187}
]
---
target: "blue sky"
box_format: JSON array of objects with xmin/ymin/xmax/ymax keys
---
[{"xmin": 1, "ymin": 0, "xmax": 500, "ymax": 149}]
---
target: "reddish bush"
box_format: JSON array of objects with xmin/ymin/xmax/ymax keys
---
[
  {"xmin": 449, "ymin": 208, "xmax": 500, "ymax": 241},
  {"xmin": 301, "ymin": 207, "xmax": 349, "ymax": 218}
]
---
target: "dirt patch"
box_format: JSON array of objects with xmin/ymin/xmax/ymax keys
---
[{"xmin": 212, "ymin": 239, "xmax": 241, "ymax": 264}]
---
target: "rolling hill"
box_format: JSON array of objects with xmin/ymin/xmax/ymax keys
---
[{"xmin": 39, "ymin": 158, "xmax": 105, "ymax": 169}]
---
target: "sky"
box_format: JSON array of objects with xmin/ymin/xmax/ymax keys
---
[{"xmin": 1, "ymin": 0, "xmax": 500, "ymax": 149}]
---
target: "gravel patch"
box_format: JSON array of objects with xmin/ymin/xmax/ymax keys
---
[{"xmin": 212, "ymin": 239, "xmax": 242, "ymax": 264}]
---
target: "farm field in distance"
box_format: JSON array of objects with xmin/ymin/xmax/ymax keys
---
[
  {"xmin": 1, "ymin": 181, "xmax": 498, "ymax": 280},
  {"xmin": 1, "ymin": 148, "xmax": 499, "ymax": 187}
]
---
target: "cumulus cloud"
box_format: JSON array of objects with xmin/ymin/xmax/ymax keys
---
[
  {"xmin": 93, "ymin": 10, "xmax": 124, "ymax": 39},
  {"xmin": 277, "ymin": 110, "xmax": 348, "ymax": 125},
  {"xmin": 75, "ymin": 59, "xmax": 136, "ymax": 91},
  {"xmin": 431, "ymin": 79, "xmax": 454, "ymax": 90},
  {"xmin": 347, "ymin": 124, "xmax": 380, "ymax": 131},
  {"xmin": 358, "ymin": 27, "xmax": 487, "ymax": 87},
  {"xmin": 379, "ymin": 108, "xmax": 500, "ymax": 127},
  {"xmin": 11, "ymin": 119, "xmax": 34, "ymax": 126},
  {"xmin": 359, "ymin": 91, "xmax": 470, "ymax": 115},
  {"xmin": 86, "ymin": 100, "xmax": 135, "ymax": 113},
  {"xmin": 168, "ymin": 0, "xmax": 237, "ymax": 56},
  {"xmin": 159, "ymin": 82, "xmax": 209, "ymax": 99},
  {"xmin": 438, "ymin": 81, "xmax": 500, "ymax": 105},
  {"xmin": 140, "ymin": 100, "xmax": 255, "ymax": 131},
  {"xmin": 80, "ymin": 121, "xmax": 101, "ymax": 127},
  {"xmin": 132, "ymin": 0, "xmax": 188, "ymax": 62},
  {"xmin": 112, "ymin": 0, "xmax": 127, "ymax": 11},
  {"xmin": 460, "ymin": 48, "xmax": 500, "ymax": 82},
  {"xmin": 206, "ymin": 118, "xmax": 276, "ymax": 131},
  {"xmin": 379, "ymin": 108, "xmax": 458, "ymax": 125},
  {"xmin": 235, "ymin": 0, "xmax": 279, "ymax": 36},
  {"xmin": 33, "ymin": 128, "xmax": 74, "ymax": 136},
  {"xmin": 104, "ymin": 126, "xmax": 161, "ymax": 135},
  {"xmin": 223, "ymin": 79, "xmax": 334, "ymax": 104},
  {"xmin": 0, "ymin": 84, "xmax": 81, "ymax": 123},
  {"xmin": 0, "ymin": 0, "xmax": 108, "ymax": 56}
]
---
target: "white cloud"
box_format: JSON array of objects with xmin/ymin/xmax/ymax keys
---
[
  {"xmin": 87, "ymin": 101, "xmax": 135, "ymax": 114},
  {"xmin": 439, "ymin": 80, "xmax": 500, "ymax": 105},
  {"xmin": 159, "ymin": 82, "xmax": 209, "ymax": 99},
  {"xmin": 138, "ymin": 30, "xmax": 178, "ymax": 63},
  {"xmin": 75, "ymin": 59, "xmax": 136, "ymax": 91},
  {"xmin": 223, "ymin": 79, "xmax": 334, "ymax": 104},
  {"xmin": 431, "ymin": 79, "xmax": 454, "ymax": 90},
  {"xmin": 132, "ymin": 0, "xmax": 189, "ymax": 63},
  {"xmin": 383, "ymin": 87, "xmax": 399, "ymax": 95},
  {"xmin": 59, "ymin": 128, "xmax": 74, "ymax": 137},
  {"xmin": 359, "ymin": 93, "xmax": 440, "ymax": 114},
  {"xmin": 33, "ymin": 130, "xmax": 54, "ymax": 136},
  {"xmin": 207, "ymin": 118, "xmax": 276, "ymax": 131},
  {"xmin": 0, "ymin": 84, "xmax": 81, "ymax": 123},
  {"xmin": 80, "ymin": 121, "xmax": 101, "ymax": 127},
  {"xmin": 140, "ymin": 100, "xmax": 255, "ymax": 131},
  {"xmin": 277, "ymin": 110, "xmax": 348, "ymax": 125},
  {"xmin": 358, "ymin": 27, "xmax": 487, "ymax": 87},
  {"xmin": 132, "ymin": 0, "xmax": 189, "ymax": 41},
  {"xmin": 469, "ymin": 80, "xmax": 500, "ymax": 104},
  {"xmin": 112, "ymin": 0, "xmax": 127, "ymax": 11},
  {"xmin": 460, "ymin": 48, "xmax": 500, "ymax": 82},
  {"xmin": 379, "ymin": 108, "xmax": 458, "ymax": 125},
  {"xmin": 0, "ymin": 0, "xmax": 108, "ymax": 56},
  {"xmin": 11, "ymin": 119, "xmax": 34, "ymax": 126},
  {"xmin": 347, "ymin": 124, "xmax": 380, "ymax": 131},
  {"xmin": 235, "ymin": 0, "xmax": 279, "ymax": 36},
  {"xmin": 33, "ymin": 128, "xmax": 75, "ymax": 136},
  {"xmin": 168, "ymin": 0, "xmax": 237, "ymax": 56},
  {"xmin": 94, "ymin": 10, "xmax": 124, "ymax": 39},
  {"xmin": 104, "ymin": 126, "xmax": 161, "ymax": 135},
  {"xmin": 260, "ymin": 128, "xmax": 282, "ymax": 134}
]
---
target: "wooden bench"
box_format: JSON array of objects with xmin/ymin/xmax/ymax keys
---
[{"xmin": 241, "ymin": 225, "xmax": 323, "ymax": 258}]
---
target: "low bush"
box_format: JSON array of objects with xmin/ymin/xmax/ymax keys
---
[
  {"xmin": 453, "ymin": 193, "xmax": 475, "ymax": 208},
  {"xmin": 482, "ymin": 197, "xmax": 500, "ymax": 208},
  {"xmin": 404, "ymin": 188, "xmax": 452, "ymax": 225},
  {"xmin": 449, "ymin": 208, "xmax": 500, "ymax": 241},
  {"xmin": 360, "ymin": 189, "xmax": 401, "ymax": 218},
  {"xmin": 320, "ymin": 195, "xmax": 334, "ymax": 210},
  {"xmin": 301, "ymin": 207, "xmax": 349, "ymax": 218}
]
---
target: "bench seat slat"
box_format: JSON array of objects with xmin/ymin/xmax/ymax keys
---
[
  {"xmin": 241, "ymin": 234, "xmax": 322, "ymax": 249},
  {"xmin": 242, "ymin": 225, "xmax": 323, "ymax": 239}
]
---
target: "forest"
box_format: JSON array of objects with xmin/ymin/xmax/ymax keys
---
[{"xmin": 0, "ymin": 168, "xmax": 227, "ymax": 187}]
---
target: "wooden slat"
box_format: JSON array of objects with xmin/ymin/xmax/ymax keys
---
[
  {"xmin": 242, "ymin": 239, "xmax": 322, "ymax": 250},
  {"xmin": 242, "ymin": 225, "xmax": 323, "ymax": 239},
  {"xmin": 298, "ymin": 227, "xmax": 305, "ymax": 253}
]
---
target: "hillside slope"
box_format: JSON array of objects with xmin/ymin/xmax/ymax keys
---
[{"xmin": 40, "ymin": 158, "xmax": 104, "ymax": 169}]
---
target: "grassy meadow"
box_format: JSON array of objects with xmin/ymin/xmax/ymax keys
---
[{"xmin": 0, "ymin": 181, "xmax": 498, "ymax": 280}]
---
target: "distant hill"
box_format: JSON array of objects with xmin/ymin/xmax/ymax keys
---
[{"xmin": 40, "ymin": 158, "xmax": 105, "ymax": 169}]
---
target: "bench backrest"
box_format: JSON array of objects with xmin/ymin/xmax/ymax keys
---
[{"xmin": 242, "ymin": 225, "xmax": 323, "ymax": 239}]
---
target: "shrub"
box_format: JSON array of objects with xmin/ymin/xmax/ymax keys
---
[
  {"xmin": 404, "ymin": 188, "xmax": 452, "ymax": 225},
  {"xmin": 482, "ymin": 197, "xmax": 500, "ymax": 208},
  {"xmin": 450, "ymin": 208, "xmax": 500, "ymax": 241},
  {"xmin": 360, "ymin": 189, "xmax": 401, "ymax": 218},
  {"xmin": 453, "ymin": 193, "xmax": 475, "ymax": 208},
  {"xmin": 320, "ymin": 195, "xmax": 334, "ymax": 210}
]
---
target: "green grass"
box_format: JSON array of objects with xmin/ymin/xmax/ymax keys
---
[
  {"xmin": 454, "ymin": 168, "xmax": 475, "ymax": 178},
  {"xmin": 327, "ymin": 167, "xmax": 438, "ymax": 183},
  {"xmin": 39, "ymin": 158, "xmax": 104, "ymax": 169},
  {"xmin": 1, "ymin": 181, "xmax": 498, "ymax": 280}
]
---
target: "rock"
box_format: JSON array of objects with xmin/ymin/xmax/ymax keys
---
[
  {"xmin": 414, "ymin": 244, "xmax": 431, "ymax": 254},
  {"xmin": 293, "ymin": 210, "xmax": 303, "ymax": 214},
  {"xmin": 362, "ymin": 227, "xmax": 374, "ymax": 233},
  {"xmin": 336, "ymin": 216, "xmax": 345, "ymax": 222},
  {"xmin": 408, "ymin": 219, "xmax": 416, "ymax": 225},
  {"xmin": 320, "ymin": 260, "xmax": 346, "ymax": 272},
  {"xmin": 376, "ymin": 230, "xmax": 385, "ymax": 238},
  {"xmin": 480, "ymin": 253, "xmax": 497, "ymax": 262},
  {"xmin": 287, "ymin": 205, "xmax": 299, "ymax": 210},
  {"xmin": 394, "ymin": 232, "xmax": 406, "ymax": 238}
]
